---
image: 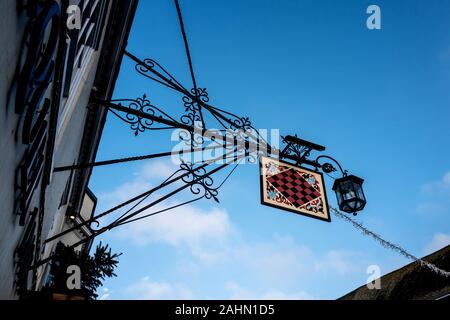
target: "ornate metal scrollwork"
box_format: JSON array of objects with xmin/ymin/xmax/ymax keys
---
[
  {"xmin": 321, "ymin": 162, "xmax": 336, "ymax": 174},
  {"xmin": 281, "ymin": 135, "xmax": 312, "ymax": 162},
  {"xmin": 206, "ymin": 104, "xmax": 254, "ymax": 133},
  {"xmin": 179, "ymin": 162, "xmax": 219, "ymax": 202},
  {"xmin": 181, "ymin": 87, "xmax": 208, "ymax": 127},
  {"xmin": 109, "ymin": 95, "xmax": 178, "ymax": 135},
  {"xmin": 177, "ymin": 128, "xmax": 205, "ymax": 149},
  {"xmin": 123, "ymin": 53, "xmax": 271, "ymax": 157},
  {"xmin": 316, "ymin": 155, "xmax": 348, "ymax": 177},
  {"xmin": 231, "ymin": 116, "xmax": 252, "ymax": 132},
  {"xmin": 133, "ymin": 57, "xmax": 188, "ymax": 93}
]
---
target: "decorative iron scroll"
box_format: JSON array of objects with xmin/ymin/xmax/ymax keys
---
[
  {"xmin": 132, "ymin": 56, "xmax": 188, "ymax": 92},
  {"xmin": 315, "ymin": 155, "xmax": 348, "ymax": 177},
  {"xmin": 281, "ymin": 135, "xmax": 312, "ymax": 163},
  {"xmin": 125, "ymin": 51, "xmax": 269, "ymax": 149},
  {"xmin": 109, "ymin": 95, "xmax": 178, "ymax": 135},
  {"xmin": 179, "ymin": 161, "xmax": 219, "ymax": 202},
  {"xmin": 181, "ymin": 87, "xmax": 208, "ymax": 128}
]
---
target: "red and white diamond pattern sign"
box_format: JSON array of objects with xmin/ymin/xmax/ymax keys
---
[{"xmin": 260, "ymin": 156, "xmax": 330, "ymax": 222}]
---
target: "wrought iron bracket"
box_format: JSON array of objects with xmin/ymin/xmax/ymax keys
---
[
  {"xmin": 279, "ymin": 135, "xmax": 349, "ymax": 179},
  {"xmin": 280, "ymin": 135, "xmax": 324, "ymax": 167},
  {"xmin": 315, "ymin": 155, "xmax": 348, "ymax": 177}
]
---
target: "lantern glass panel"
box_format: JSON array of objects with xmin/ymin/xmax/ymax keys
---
[
  {"xmin": 356, "ymin": 184, "xmax": 365, "ymax": 202},
  {"xmin": 340, "ymin": 181, "xmax": 356, "ymax": 201},
  {"xmin": 334, "ymin": 184, "xmax": 341, "ymax": 203},
  {"xmin": 335, "ymin": 188, "xmax": 344, "ymax": 207}
]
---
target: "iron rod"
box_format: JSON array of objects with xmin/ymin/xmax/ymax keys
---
[{"xmin": 53, "ymin": 144, "xmax": 227, "ymax": 172}]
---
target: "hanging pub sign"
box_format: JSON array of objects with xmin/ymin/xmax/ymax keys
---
[{"xmin": 260, "ymin": 156, "xmax": 330, "ymax": 222}]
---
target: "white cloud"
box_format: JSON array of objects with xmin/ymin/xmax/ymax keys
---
[
  {"xmin": 443, "ymin": 172, "xmax": 450, "ymax": 186},
  {"xmin": 115, "ymin": 204, "xmax": 234, "ymax": 247},
  {"xmin": 98, "ymin": 287, "xmax": 111, "ymax": 300},
  {"xmin": 115, "ymin": 227, "xmax": 364, "ymax": 299},
  {"xmin": 225, "ymin": 236, "xmax": 315, "ymax": 284},
  {"xmin": 97, "ymin": 160, "xmax": 180, "ymax": 209},
  {"xmin": 424, "ymin": 233, "xmax": 450, "ymax": 254},
  {"xmin": 174, "ymin": 233, "xmax": 365, "ymax": 290},
  {"xmin": 416, "ymin": 202, "xmax": 447, "ymax": 215},
  {"xmin": 420, "ymin": 171, "xmax": 450, "ymax": 194},
  {"xmin": 139, "ymin": 160, "xmax": 179, "ymax": 181},
  {"xmin": 316, "ymin": 250, "xmax": 363, "ymax": 275},
  {"xmin": 125, "ymin": 277, "xmax": 194, "ymax": 300},
  {"xmin": 225, "ymin": 282, "xmax": 314, "ymax": 300},
  {"xmin": 417, "ymin": 171, "xmax": 450, "ymax": 215},
  {"xmin": 218, "ymin": 236, "xmax": 363, "ymax": 283},
  {"xmin": 99, "ymin": 180, "xmax": 151, "ymax": 205}
]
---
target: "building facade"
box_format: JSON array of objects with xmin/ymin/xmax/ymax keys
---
[{"xmin": 0, "ymin": 0, "xmax": 137, "ymax": 299}]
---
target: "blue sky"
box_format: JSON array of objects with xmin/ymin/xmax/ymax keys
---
[{"xmin": 89, "ymin": 0, "xmax": 450, "ymax": 299}]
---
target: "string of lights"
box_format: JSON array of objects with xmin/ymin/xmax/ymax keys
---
[{"xmin": 331, "ymin": 207, "xmax": 450, "ymax": 278}]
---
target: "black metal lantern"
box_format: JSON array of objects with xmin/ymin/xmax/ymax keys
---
[{"xmin": 332, "ymin": 175, "xmax": 366, "ymax": 215}]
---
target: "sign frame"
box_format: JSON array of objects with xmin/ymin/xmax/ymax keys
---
[{"xmin": 259, "ymin": 156, "xmax": 331, "ymax": 222}]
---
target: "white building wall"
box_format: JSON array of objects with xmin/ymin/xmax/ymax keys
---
[
  {"xmin": 0, "ymin": 0, "xmax": 113, "ymax": 299},
  {"xmin": 0, "ymin": 0, "xmax": 38, "ymax": 300}
]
